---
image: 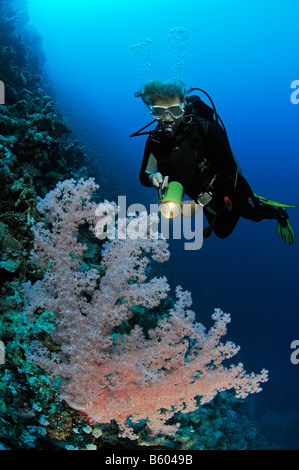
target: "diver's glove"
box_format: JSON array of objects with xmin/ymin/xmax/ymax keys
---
[
  {"xmin": 149, "ymin": 172, "xmax": 163, "ymax": 188},
  {"xmin": 149, "ymin": 172, "xmax": 169, "ymax": 191}
]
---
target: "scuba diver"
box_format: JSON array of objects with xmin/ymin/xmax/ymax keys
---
[{"xmin": 131, "ymin": 78, "xmax": 295, "ymax": 243}]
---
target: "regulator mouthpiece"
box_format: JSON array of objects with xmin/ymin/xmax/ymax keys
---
[
  {"xmin": 159, "ymin": 181, "xmax": 183, "ymax": 218},
  {"xmin": 160, "ymin": 123, "xmax": 176, "ymax": 138}
]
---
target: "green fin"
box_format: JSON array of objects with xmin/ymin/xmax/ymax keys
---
[
  {"xmin": 277, "ymin": 219, "xmax": 295, "ymax": 244},
  {"xmin": 254, "ymin": 194, "xmax": 297, "ymax": 209}
]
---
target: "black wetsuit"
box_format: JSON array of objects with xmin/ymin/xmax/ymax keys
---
[{"xmin": 139, "ymin": 107, "xmax": 280, "ymax": 238}]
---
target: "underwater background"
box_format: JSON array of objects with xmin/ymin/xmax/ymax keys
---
[{"xmin": 1, "ymin": 0, "xmax": 298, "ymax": 450}]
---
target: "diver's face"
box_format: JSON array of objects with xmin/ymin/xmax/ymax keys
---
[{"xmin": 150, "ymin": 97, "xmax": 185, "ymax": 126}]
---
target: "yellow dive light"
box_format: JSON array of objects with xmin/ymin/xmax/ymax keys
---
[{"xmin": 159, "ymin": 181, "xmax": 183, "ymax": 218}]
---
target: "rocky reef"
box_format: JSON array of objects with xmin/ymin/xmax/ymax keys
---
[
  {"xmin": 0, "ymin": 0, "xmax": 93, "ymax": 449},
  {"xmin": 0, "ymin": 0, "xmax": 270, "ymax": 450}
]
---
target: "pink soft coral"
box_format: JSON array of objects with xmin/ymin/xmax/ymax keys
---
[{"xmin": 24, "ymin": 178, "xmax": 268, "ymax": 438}]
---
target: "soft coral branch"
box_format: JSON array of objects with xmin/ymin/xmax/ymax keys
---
[{"xmin": 23, "ymin": 178, "xmax": 268, "ymax": 438}]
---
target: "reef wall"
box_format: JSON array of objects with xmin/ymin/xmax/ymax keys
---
[{"xmin": 0, "ymin": 0, "xmax": 99, "ymax": 450}]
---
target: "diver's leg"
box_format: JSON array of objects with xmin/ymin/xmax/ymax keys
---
[
  {"xmin": 203, "ymin": 207, "xmax": 240, "ymax": 238},
  {"xmin": 236, "ymin": 175, "xmax": 295, "ymax": 243},
  {"xmin": 203, "ymin": 175, "xmax": 269, "ymax": 239},
  {"xmin": 236, "ymin": 175, "xmax": 281, "ymax": 221}
]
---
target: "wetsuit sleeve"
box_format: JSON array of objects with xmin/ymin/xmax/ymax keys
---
[{"xmin": 139, "ymin": 137, "xmax": 158, "ymax": 187}]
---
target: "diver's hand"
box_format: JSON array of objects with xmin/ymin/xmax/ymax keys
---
[{"xmin": 149, "ymin": 172, "xmax": 164, "ymax": 189}]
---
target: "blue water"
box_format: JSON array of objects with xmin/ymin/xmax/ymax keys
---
[{"xmin": 26, "ymin": 0, "xmax": 299, "ymax": 448}]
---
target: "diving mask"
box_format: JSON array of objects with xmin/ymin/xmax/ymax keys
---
[{"xmin": 149, "ymin": 103, "xmax": 186, "ymax": 120}]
